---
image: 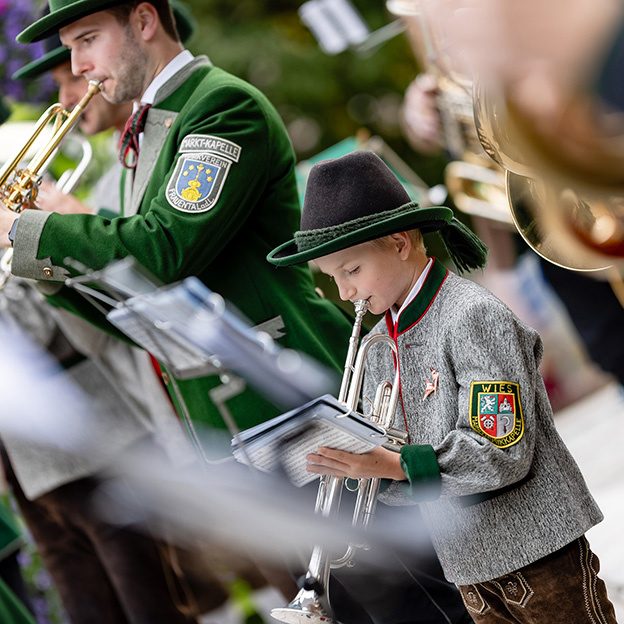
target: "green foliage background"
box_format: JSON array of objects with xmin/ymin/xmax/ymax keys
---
[{"xmin": 183, "ymin": 0, "xmax": 446, "ymax": 186}]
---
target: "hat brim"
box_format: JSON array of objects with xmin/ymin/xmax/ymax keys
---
[
  {"xmin": 267, "ymin": 203, "xmax": 454, "ymax": 267},
  {"xmin": 12, "ymin": 47, "xmax": 70, "ymax": 80},
  {"xmin": 17, "ymin": 0, "xmax": 126, "ymax": 44}
]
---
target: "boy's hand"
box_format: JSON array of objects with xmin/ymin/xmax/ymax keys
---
[{"xmin": 306, "ymin": 446, "xmax": 407, "ymax": 481}]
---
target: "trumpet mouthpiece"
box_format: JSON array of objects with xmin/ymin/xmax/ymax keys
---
[{"xmin": 354, "ymin": 299, "xmax": 370, "ymax": 315}]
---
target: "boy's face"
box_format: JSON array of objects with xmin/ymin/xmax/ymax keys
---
[{"xmin": 314, "ymin": 234, "xmax": 418, "ymax": 315}]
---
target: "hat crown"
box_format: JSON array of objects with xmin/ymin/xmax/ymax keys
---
[{"xmin": 300, "ymin": 150, "xmax": 411, "ymax": 232}]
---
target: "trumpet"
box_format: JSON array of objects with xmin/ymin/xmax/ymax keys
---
[
  {"xmin": 0, "ymin": 80, "xmax": 101, "ymax": 212},
  {"xmin": 0, "ymin": 80, "xmax": 101, "ymax": 289},
  {"xmin": 271, "ymin": 299, "xmax": 407, "ymax": 624}
]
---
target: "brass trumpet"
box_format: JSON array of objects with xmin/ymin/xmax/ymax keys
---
[
  {"xmin": 0, "ymin": 80, "xmax": 101, "ymax": 288},
  {"xmin": 271, "ymin": 299, "xmax": 407, "ymax": 624},
  {"xmin": 0, "ymin": 80, "xmax": 101, "ymax": 212}
]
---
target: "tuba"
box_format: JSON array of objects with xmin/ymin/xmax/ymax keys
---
[
  {"xmin": 473, "ymin": 79, "xmax": 624, "ymax": 280},
  {"xmin": 271, "ymin": 299, "xmax": 407, "ymax": 624},
  {"xmin": 0, "ymin": 80, "xmax": 101, "ymax": 289}
]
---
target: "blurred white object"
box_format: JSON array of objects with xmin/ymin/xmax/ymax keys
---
[{"xmin": 299, "ymin": 0, "xmax": 370, "ymax": 54}]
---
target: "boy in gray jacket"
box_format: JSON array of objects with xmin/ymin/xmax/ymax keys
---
[{"xmin": 268, "ymin": 150, "xmax": 617, "ymax": 623}]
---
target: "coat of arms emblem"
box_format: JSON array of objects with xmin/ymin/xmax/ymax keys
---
[{"xmin": 469, "ymin": 381, "xmax": 524, "ymax": 448}]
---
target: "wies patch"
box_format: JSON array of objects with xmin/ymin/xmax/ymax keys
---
[
  {"xmin": 166, "ymin": 135, "xmax": 242, "ymax": 213},
  {"xmin": 469, "ymin": 381, "xmax": 524, "ymax": 448}
]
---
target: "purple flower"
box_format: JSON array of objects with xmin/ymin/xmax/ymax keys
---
[{"xmin": 0, "ymin": 1, "xmax": 56, "ymax": 104}]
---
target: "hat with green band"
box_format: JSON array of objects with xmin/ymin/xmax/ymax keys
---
[
  {"xmin": 16, "ymin": 0, "xmax": 196, "ymax": 45},
  {"xmin": 267, "ymin": 150, "xmax": 489, "ymax": 274},
  {"xmin": 12, "ymin": 32, "xmax": 68, "ymax": 81}
]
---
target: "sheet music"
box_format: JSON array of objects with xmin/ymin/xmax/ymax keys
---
[{"xmin": 232, "ymin": 394, "xmax": 387, "ymax": 486}]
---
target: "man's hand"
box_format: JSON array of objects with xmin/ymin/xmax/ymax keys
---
[
  {"xmin": 401, "ymin": 73, "xmax": 443, "ymax": 155},
  {"xmin": 37, "ymin": 180, "xmax": 94, "ymax": 214},
  {"xmin": 306, "ymin": 446, "xmax": 407, "ymax": 481}
]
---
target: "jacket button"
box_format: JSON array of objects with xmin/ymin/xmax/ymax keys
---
[{"xmin": 43, "ymin": 267, "xmax": 53, "ymax": 277}]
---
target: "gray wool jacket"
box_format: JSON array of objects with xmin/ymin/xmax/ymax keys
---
[{"xmin": 366, "ymin": 259, "xmax": 602, "ymax": 585}]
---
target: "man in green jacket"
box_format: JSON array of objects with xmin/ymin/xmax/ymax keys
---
[{"xmin": 6, "ymin": 0, "xmax": 353, "ymax": 449}]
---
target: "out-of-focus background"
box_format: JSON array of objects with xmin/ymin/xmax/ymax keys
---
[{"xmin": 1, "ymin": 0, "xmax": 623, "ymax": 621}]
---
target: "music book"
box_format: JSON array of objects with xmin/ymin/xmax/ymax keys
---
[{"xmin": 231, "ymin": 394, "xmax": 388, "ymax": 487}]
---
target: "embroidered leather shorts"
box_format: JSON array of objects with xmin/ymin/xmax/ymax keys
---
[{"xmin": 457, "ymin": 536, "xmax": 618, "ymax": 623}]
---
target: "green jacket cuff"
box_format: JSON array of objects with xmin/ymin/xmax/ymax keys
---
[{"xmin": 399, "ymin": 444, "xmax": 442, "ymax": 502}]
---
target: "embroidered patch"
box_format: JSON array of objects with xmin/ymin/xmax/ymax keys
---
[
  {"xmin": 469, "ymin": 381, "xmax": 524, "ymax": 448},
  {"xmin": 166, "ymin": 134, "xmax": 242, "ymax": 213}
]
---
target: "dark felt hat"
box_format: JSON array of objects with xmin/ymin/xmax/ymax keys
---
[
  {"xmin": 17, "ymin": 0, "xmax": 196, "ymax": 45},
  {"xmin": 12, "ymin": 32, "xmax": 66, "ymax": 80},
  {"xmin": 267, "ymin": 150, "xmax": 488, "ymax": 273}
]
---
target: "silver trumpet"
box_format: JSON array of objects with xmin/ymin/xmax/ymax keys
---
[
  {"xmin": 0, "ymin": 80, "xmax": 101, "ymax": 289},
  {"xmin": 271, "ymin": 299, "xmax": 407, "ymax": 624}
]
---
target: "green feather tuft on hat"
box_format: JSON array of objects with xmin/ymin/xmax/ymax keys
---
[{"xmin": 439, "ymin": 217, "xmax": 489, "ymax": 274}]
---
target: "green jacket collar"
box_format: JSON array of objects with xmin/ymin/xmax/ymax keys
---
[
  {"xmin": 153, "ymin": 55, "xmax": 212, "ymax": 107},
  {"xmin": 385, "ymin": 258, "xmax": 448, "ymax": 337}
]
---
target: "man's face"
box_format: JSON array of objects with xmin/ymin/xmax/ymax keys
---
[
  {"xmin": 50, "ymin": 62, "xmax": 131, "ymax": 135},
  {"xmin": 60, "ymin": 10, "xmax": 149, "ymax": 105}
]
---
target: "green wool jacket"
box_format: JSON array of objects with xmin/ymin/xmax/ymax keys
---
[
  {"xmin": 0, "ymin": 578, "xmax": 36, "ymax": 624},
  {"xmin": 0, "ymin": 500, "xmax": 23, "ymax": 562},
  {"xmin": 12, "ymin": 56, "xmax": 353, "ymax": 446}
]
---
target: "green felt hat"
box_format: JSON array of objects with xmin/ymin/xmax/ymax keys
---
[
  {"xmin": 17, "ymin": 0, "xmax": 196, "ymax": 45},
  {"xmin": 267, "ymin": 150, "xmax": 488, "ymax": 274},
  {"xmin": 12, "ymin": 32, "xmax": 67, "ymax": 80}
]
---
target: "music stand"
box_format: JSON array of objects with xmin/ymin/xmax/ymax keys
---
[{"xmin": 64, "ymin": 257, "xmax": 338, "ymax": 465}]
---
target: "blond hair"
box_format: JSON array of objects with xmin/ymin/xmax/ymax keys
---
[{"xmin": 368, "ymin": 229, "xmax": 426, "ymax": 254}]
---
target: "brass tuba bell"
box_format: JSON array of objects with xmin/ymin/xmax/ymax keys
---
[{"xmin": 473, "ymin": 78, "xmax": 624, "ymax": 275}]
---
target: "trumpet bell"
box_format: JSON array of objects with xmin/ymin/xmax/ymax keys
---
[{"xmin": 271, "ymin": 589, "xmax": 339, "ymax": 624}]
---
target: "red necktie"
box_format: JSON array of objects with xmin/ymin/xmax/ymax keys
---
[{"xmin": 118, "ymin": 103, "xmax": 152, "ymax": 169}]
